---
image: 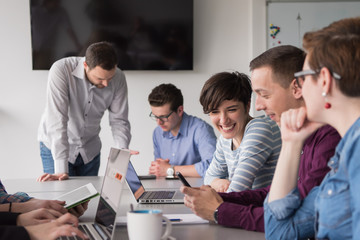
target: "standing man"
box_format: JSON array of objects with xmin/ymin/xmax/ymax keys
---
[
  {"xmin": 38, "ymin": 41, "xmax": 132, "ymax": 181},
  {"xmin": 180, "ymin": 45, "xmax": 341, "ymax": 231},
  {"xmin": 148, "ymin": 83, "xmax": 217, "ymax": 177}
]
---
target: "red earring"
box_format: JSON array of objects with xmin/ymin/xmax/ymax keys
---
[
  {"xmin": 322, "ymin": 92, "xmax": 331, "ymax": 109},
  {"xmin": 325, "ymin": 102, "xmax": 331, "ymax": 109}
]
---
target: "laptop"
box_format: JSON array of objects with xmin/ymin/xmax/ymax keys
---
[
  {"xmin": 125, "ymin": 161, "xmax": 184, "ymax": 204},
  {"xmin": 59, "ymin": 148, "xmax": 131, "ymax": 240}
]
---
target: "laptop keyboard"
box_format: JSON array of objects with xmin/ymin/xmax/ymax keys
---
[
  {"xmin": 142, "ymin": 191, "xmax": 175, "ymax": 199},
  {"xmin": 57, "ymin": 224, "xmax": 106, "ymax": 240}
]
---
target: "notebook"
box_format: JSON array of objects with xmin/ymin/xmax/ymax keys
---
[
  {"xmin": 125, "ymin": 161, "xmax": 184, "ymax": 204},
  {"xmin": 58, "ymin": 148, "xmax": 131, "ymax": 240}
]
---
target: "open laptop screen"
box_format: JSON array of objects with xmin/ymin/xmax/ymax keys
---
[
  {"xmin": 95, "ymin": 196, "xmax": 116, "ymax": 232},
  {"xmin": 125, "ymin": 161, "xmax": 145, "ymax": 200},
  {"xmin": 94, "ymin": 149, "xmax": 130, "ymax": 234}
]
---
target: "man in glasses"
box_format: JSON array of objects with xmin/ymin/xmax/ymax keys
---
[
  {"xmin": 148, "ymin": 83, "xmax": 217, "ymax": 177},
  {"xmin": 181, "ymin": 45, "xmax": 341, "ymax": 232}
]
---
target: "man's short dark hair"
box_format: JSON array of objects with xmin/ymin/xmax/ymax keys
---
[
  {"xmin": 148, "ymin": 83, "xmax": 183, "ymax": 111},
  {"xmin": 249, "ymin": 45, "xmax": 305, "ymax": 88},
  {"xmin": 200, "ymin": 72, "xmax": 252, "ymax": 114},
  {"xmin": 85, "ymin": 41, "xmax": 118, "ymax": 70}
]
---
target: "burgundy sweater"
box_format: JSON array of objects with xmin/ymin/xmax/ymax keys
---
[{"xmin": 216, "ymin": 125, "xmax": 341, "ymax": 232}]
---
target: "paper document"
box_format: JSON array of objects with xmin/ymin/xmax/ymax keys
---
[{"xmin": 163, "ymin": 214, "xmax": 209, "ymax": 225}]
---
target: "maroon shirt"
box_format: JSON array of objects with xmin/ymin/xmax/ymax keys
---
[{"xmin": 216, "ymin": 125, "xmax": 341, "ymax": 232}]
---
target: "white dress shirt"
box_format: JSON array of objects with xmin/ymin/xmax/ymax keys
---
[{"xmin": 38, "ymin": 57, "xmax": 131, "ymax": 174}]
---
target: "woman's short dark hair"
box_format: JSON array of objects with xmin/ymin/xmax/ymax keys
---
[
  {"xmin": 200, "ymin": 72, "xmax": 252, "ymax": 114},
  {"xmin": 148, "ymin": 83, "xmax": 183, "ymax": 111},
  {"xmin": 85, "ymin": 41, "xmax": 118, "ymax": 70}
]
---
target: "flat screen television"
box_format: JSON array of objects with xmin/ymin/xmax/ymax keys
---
[{"xmin": 30, "ymin": 0, "xmax": 193, "ymax": 70}]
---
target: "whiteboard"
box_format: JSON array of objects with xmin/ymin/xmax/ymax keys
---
[{"xmin": 267, "ymin": 1, "xmax": 360, "ymax": 49}]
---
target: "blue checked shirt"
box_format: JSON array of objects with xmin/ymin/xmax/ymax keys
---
[{"xmin": 0, "ymin": 180, "xmax": 32, "ymax": 203}]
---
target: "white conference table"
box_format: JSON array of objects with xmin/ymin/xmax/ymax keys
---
[{"xmin": 3, "ymin": 176, "xmax": 265, "ymax": 240}]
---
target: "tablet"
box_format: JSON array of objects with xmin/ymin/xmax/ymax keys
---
[{"xmin": 55, "ymin": 183, "xmax": 99, "ymax": 209}]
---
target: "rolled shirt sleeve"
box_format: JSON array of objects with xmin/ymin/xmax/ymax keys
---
[
  {"xmin": 108, "ymin": 69, "xmax": 131, "ymax": 149},
  {"xmin": 152, "ymin": 113, "xmax": 216, "ymax": 177},
  {"xmin": 264, "ymin": 186, "xmax": 318, "ymax": 239},
  {"xmin": 0, "ymin": 181, "xmax": 32, "ymax": 203}
]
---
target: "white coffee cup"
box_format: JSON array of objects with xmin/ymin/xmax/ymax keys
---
[{"xmin": 127, "ymin": 209, "xmax": 172, "ymax": 240}]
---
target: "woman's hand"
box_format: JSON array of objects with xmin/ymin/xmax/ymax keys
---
[
  {"xmin": 17, "ymin": 208, "xmax": 63, "ymax": 226},
  {"xmin": 280, "ymin": 107, "xmax": 323, "ymax": 143},
  {"xmin": 210, "ymin": 178, "xmax": 230, "ymax": 192},
  {"xmin": 25, "ymin": 213, "xmax": 89, "ymax": 240}
]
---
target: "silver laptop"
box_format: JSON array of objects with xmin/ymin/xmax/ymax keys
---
[
  {"xmin": 125, "ymin": 161, "xmax": 184, "ymax": 204},
  {"xmin": 59, "ymin": 148, "xmax": 131, "ymax": 240}
]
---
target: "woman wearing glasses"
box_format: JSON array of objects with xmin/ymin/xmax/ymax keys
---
[
  {"xmin": 264, "ymin": 17, "xmax": 360, "ymax": 239},
  {"xmin": 199, "ymin": 72, "xmax": 282, "ymax": 192}
]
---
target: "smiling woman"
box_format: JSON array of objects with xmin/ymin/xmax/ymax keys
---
[
  {"xmin": 208, "ymin": 100, "xmax": 248, "ymax": 147},
  {"xmin": 199, "ymin": 71, "xmax": 282, "ymax": 193}
]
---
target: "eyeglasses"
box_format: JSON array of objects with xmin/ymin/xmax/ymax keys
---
[
  {"xmin": 149, "ymin": 111, "xmax": 174, "ymax": 122},
  {"xmin": 294, "ymin": 69, "xmax": 319, "ymax": 88},
  {"xmin": 294, "ymin": 68, "xmax": 341, "ymax": 88}
]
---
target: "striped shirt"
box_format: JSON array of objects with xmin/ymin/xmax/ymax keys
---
[
  {"xmin": 0, "ymin": 180, "xmax": 32, "ymax": 203},
  {"xmin": 204, "ymin": 116, "xmax": 281, "ymax": 192}
]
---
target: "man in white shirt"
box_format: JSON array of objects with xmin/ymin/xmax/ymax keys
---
[{"xmin": 37, "ymin": 41, "xmax": 131, "ymax": 181}]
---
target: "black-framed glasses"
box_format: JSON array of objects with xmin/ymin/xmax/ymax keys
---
[
  {"xmin": 294, "ymin": 68, "xmax": 341, "ymax": 88},
  {"xmin": 149, "ymin": 111, "xmax": 174, "ymax": 122}
]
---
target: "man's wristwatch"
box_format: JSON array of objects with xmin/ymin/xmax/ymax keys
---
[
  {"xmin": 166, "ymin": 165, "xmax": 175, "ymax": 177},
  {"xmin": 213, "ymin": 207, "xmax": 219, "ymax": 224}
]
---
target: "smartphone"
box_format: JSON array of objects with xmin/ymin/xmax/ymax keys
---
[
  {"xmin": 176, "ymin": 171, "xmax": 191, "ymax": 187},
  {"xmin": 138, "ymin": 175, "xmax": 156, "ymax": 180}
]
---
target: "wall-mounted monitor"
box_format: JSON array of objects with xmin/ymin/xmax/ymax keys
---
[{"xmin": 30, "ymin": 0, "xmax": 193, "ymax": 70}]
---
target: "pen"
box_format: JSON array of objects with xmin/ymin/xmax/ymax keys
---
[{"xmin": 169, "ymin": 218, "xmax": 182, "ymax": 222}]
